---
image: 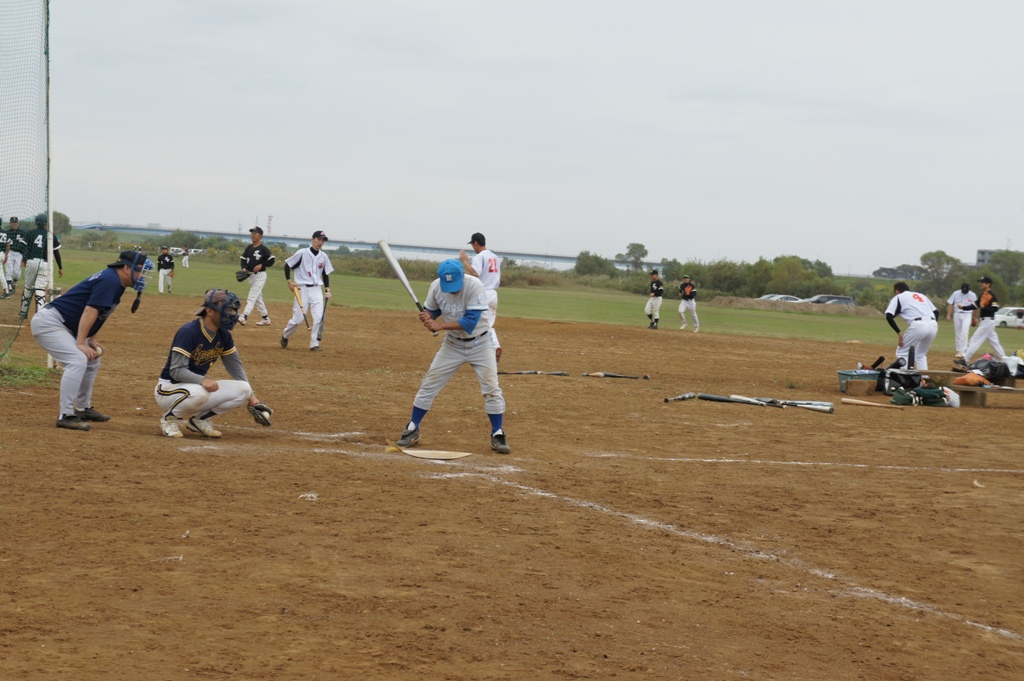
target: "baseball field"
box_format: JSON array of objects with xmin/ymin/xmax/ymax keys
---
[{"xmin": 2, "ymin": 267, "xmax": 1023, "ymax": 679}]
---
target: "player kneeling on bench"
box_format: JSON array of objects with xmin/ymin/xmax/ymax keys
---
[{"xmin": 154, "ymin": 289, "xmax": 272, "ymax": 438}]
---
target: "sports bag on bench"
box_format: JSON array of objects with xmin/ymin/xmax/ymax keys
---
[{"xmin": 876, "ymin": 368, "xmax": 922, "ymax": 396}]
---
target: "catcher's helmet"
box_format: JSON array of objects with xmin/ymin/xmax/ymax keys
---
[
  {"xmin": 35, "ymin": 213, "xmax": 47, "ymax": 226},
  {"xmin": 196, "ymin": 289, "xmax": 241, "ymax": 330}
]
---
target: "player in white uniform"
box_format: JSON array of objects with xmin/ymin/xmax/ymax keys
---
[
  {"xmin": 884, "ymin": 282, "xmax": 939, "ymax": 370},
  {"xmin": 394, "ymin": 259, "xmax": 510, "ymax": 454},
  {"xmin": 459, "ymin": 232, "xmax": 502, "ymax": 361},
  {"xmin": 677, "ymin": 274, "xmax": 699, "ymax": 332},
  {"xmin": 281, "ymin": 230, "xmax": 333, "ymax": 351},
  {"xmin": 946, "ymin": 283, "xmax": 976, "ymax": 361}
]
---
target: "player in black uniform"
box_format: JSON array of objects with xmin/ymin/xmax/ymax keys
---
[
  {"xmin": 645, "ymin": 269, "xmax": 664, "ymax": 329},
  {"xmin": 156, "ymin": 246, "xmax": 175, "ymax": 293},
  {"xmin": 238, "ymin": 226, "xmax": 276, "ymax": 326},
  {"xmin": 4, "ymin": 216, "xmax": 28, "ymax": 297},
  {"xmin": 677, "ymin": 274, "xmax": 699, "ymax": 332},
  {"xmin": 18, "ymin": 213, "xmax": 63, "ymax": 318}
]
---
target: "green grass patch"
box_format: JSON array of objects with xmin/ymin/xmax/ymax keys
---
[{"xmin": 0, "ymin": 363, "xmax": 56, "ymax": 387}]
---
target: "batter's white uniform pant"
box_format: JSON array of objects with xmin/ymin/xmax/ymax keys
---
[
  {"xmin": 6, "ymin": 251, "xmax": 23, "ymax": 285},
  {"xmin": 895, "ymin": 318, "xmax": 938, "ymax": 370},
  {"xmin": 644, "ymin": 296, "xmax": 663, "ymax": 321},
  {"xmin": 30, "ymin": 305, "xmax": 103, "ymax": 419},
  {"xmin": 964, "ymin": 319, "xmax": 1006, "ymax": 363},
  {"xmin": 485, "ymin": 289, "xmax": 500, "ymax": 348},
  {"xmin": 282, "ymin": 286, "xmax": 325, "ymax": 349},
  {"xmin": 20, "ymin": 258, "xmax": 49, "ymax": 316},
  {"xmin": 158, "ymin": 269, "xmax": 173, "ymax": 293},
  {"xmin": 413, "ymin": 331, "xmax": 505, "ymax": 415},
  {"xmin": 154, "ymin": 379, "xmax": 253, "ymax": 420},
  {"xmin": 678, "ymin": 299, "xmax": 699, "ymax": 328},
  {"xmin": 243, "ymin": 271, "xmax": 269, "ymax": 319},
  {"xmin": 951, "ymin": 313, "xmax": 972, "ymax": 356}
]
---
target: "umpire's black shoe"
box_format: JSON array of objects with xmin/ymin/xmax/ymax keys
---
[
  {"xmin": 280, "ymin": 336, "xmax": 288, "ymax": 349},
  {"xmin": 490, "ymin": 431, "xmax": 511, "ymax": 455},
  {"xmin": 56, "ymin": 415, "xmax": 91, "ymax": 431},
  {"xmin": 75, "ymin": 407, "xmax": 111, "ymax": 422},
  {"xmin": 396, "ymin": 427, "xmax": 420, "ymax": 448}
]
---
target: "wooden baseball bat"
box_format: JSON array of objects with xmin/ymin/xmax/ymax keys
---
[
  {"xmin": 840, "ymin": 398, "xmax": 904, "ymax": 410},
  {"xmin": 377, "ymin": 240, "xmax": 438, "ymax": 336},
  {"xmin": 730, "ymin": 394, "xmax": 786, "ymax": 408},
  {"xmin": 292, "ymin": 286, "xmax": 311, "ymax": 330},
  {"xmin": 664, "ymin": 392, "xmax": 696, "ymax": 403}
]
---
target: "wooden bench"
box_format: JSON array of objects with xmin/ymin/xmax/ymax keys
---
[{"xmin": 947, "ymin": 385, "xmax": 1024, "ymax": 408}]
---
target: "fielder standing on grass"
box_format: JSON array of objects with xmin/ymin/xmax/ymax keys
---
[
  {"xmin": 0, "ymin": 218, "xmax": 11, "ymax": 298},
  {"xmin": 281, "ymin": 230, "xmax": 333, "ymax": 351},
  {"xmin": 238, "ymin": 225, "xmax": 276, "ymax": 326},
  {"xmin": 645, "ymin": 269, "xmax": 663, "ymax": 329},
  {"xmin": 4, "ymin": 216, "xmax": 27, "ymax": 297},
  {"xmin": 156, "ymin": 246, "xmax": 175, "ymax": 293},
  {"xmin": 154, "ymin": 289, "xmax": 272, "ymax": 438},
  {"xmin": 946, "ymin": 283, "xmax": 976, "ymax": 362},
  {"xmin": 884, "ymin": 282, "xmax": 939, "ymax": 370},
  {"xmin": 30, "ymin": 250, "xmax": 153, "ymax": 431},
  {"xmin": 394, "ymin": 259, "xmax": 510, "ymax": 454},
  {"xmin": 677, "ymin": 274, "xmax": 699, "ymax": 332},
  {"xmin": 18, "ymin": 213, "xmax": 63, "ymax": 319},
  {"xmin": 459, "ymin": 232, "xmax": 503, "ymax": 361},
  {"xmin": 958, "ymin": 276, "xmax": 1006, "ymax": 364}
]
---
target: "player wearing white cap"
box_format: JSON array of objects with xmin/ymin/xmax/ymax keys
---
[
  {"xmin": 459, "ymin": 232, "xmax": 502, "ymax": 361},
  {"xmin": 884, "ymin": 282, "xmax": 939, "ymax": 370},
  {"xmin": 281, "ymin": 230, "xmax": 333, "ymax": 351},
  {"xmin": 394, "ymin": 259, "xmax": 510, "ymax": 454}
]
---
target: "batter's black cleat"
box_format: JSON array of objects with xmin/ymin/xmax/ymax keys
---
[
  {"xmin": 490, "ymin": 431, "xmax": 510, "ymax": 454},
  {"xmin": 56, "ymin": 415, "xmax": 91, "ymax": 431},
  {"xmin": 280, "ymin": 336, "xmax": 288, "ymax": 348},
  {"xmin": 75, "ymin": 407, "xmax": 111, "ymax": 422},
  {"xmin": 396, "ymin": 427, "xmax": 420, "ymax": 448}
]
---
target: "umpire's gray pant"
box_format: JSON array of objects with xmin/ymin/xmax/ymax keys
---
[{"xmin": 30, "ymin": 305, "xmax": 102, "ymax": 419}]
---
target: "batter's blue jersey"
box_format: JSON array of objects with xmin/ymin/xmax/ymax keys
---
[
  {"xmin": 160, "ymin": 319, "xmax": 238, "ymax": 381},
  {"xmin": 48, "ymin": 268, "xmax": 126, "ymax": 337}
]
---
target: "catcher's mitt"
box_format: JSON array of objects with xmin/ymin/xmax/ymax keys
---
[
  {"xmin": 247, "ymin": 402, "xmax": 273, "ymax": 426},
  {"xmin": 235, "ymin": 270, "xmax": 251, "ymax": 283}
]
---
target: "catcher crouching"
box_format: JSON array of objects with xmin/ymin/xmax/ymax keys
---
[{"xmin": 154, "ymin": 289, "xmax": 272, "ymax": 438}]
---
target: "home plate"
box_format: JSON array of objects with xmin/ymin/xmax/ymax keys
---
[{"xmin": 385, "ymin": 440, "xmax": 473, "ymax": 460}]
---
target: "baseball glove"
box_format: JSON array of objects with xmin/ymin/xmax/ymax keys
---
[
  {"xmin": 235, "ymin": 270, "xmax": 251, "ymax": 283},
  {"xmin": 247, "ymin": 402, "xmax": 273, "ymax": 426}
]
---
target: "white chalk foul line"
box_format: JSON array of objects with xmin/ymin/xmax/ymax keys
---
[{"xmin": 427, "ymin": 471, "xmax": 1020, "ymax": 640}]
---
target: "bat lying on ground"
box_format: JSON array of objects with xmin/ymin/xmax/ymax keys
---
[
  {"xmin": 498, "ymin": 371, "xmax": 570, "ymax": 376},
  {"xmin": 841, "ymin": 397, "xmax": 904, "ymax": 410},
  {"xmin": 377, "ymin": 239, "xmax": 438, "ymax": 336},
  {"xmin": 729, "ymin": 394, "xmax": 786, "ymax": 409},
  {"xmin": 698, "ymin": 393, "xmax": 770, "ymax": 407},
  {"xmin": 583, "ymin": 372, "xmax": 650, "ymax": 380},
  {"xmin": 664, "ymin": 392, "xmax": 697, "ymax": 403},
  {"xmin": 751, "ymin": 398, "xmax": 835, "ymax": 413}
]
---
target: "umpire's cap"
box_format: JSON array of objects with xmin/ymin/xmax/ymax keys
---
[
  {"xmin": 438, "ymin": 259, "xmax": 464, "ymax": 293},
  {"xmin": 469, "ymin": 232, "xmax": 486, "ymax": 246},
  {"xmin": 108, "ymin": 250, "xmax": 149, "ymax": 270}
]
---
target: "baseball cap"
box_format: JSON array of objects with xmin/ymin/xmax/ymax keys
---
[
  {"xmin": 250, "ymin": 226, "xmax": 263, "ymax": 234},
  {"xmin": 107, "ymin": 250, "xmax": 149, "ymax": 269},
  {"xmin": 469, "ymin": 232, "xmax": 486, "ymax": 246},
  {"xmin": 160, "ymin": 245, "xmax": 169, "ymax": 250},
  {"xmin": 9, "ymin": 216, "xmax": 18, "ymax": 223},
  {"xmin": 978, "ymin": 275, "xmax": 993, "ymax": 284},
  {"xmin": 312, "ymin": 230, "xmax": 328, "ymax": 241},
  {"xmin": 437, "ymin": 259, "xmax": 464, "ymax": 293},
  {"xmin": 650, "ymin": 269, "xmax": 659, "ymax": 276},
  {"xmin": 682, "ymin": 274, "xmax": 691, "ymax": 278}
]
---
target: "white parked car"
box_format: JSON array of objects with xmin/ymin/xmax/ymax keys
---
[
  {"xmin": 994, "ymin": 307, "xmax": 1023, "ymax": 328},
  {"xmin": 168, "ymin": 247, "xmax": 186, "ymax": 256}
]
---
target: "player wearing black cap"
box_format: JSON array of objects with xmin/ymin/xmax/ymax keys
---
[
  {"xmin": 959, "ymin": 276, "xmax": 1006, "ymax": 364},
  {"xmin": 238, "ymin": 226, "xmax": 276, "ymax": 326},
  {"xmin": 645, "ymin": 270, "xmax": 664, "ymax": 329}
]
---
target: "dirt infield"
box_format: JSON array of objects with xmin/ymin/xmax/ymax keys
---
[{"xmin": 2, "ymin": 296, "xmax": 1023, "ymax": 680}]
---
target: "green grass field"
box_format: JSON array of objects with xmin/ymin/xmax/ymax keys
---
[{"xmin": 34, "ymin": 248, "xmax": 974, "ymax": 352}]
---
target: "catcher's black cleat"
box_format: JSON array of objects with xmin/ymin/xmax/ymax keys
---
[
  {"xmin": 75, "ymin": 407, "xmax": 111, "ymax": 422},
  {"xmin": 56, "ymin": 415, "xmax": 91, "ymax": 431},
  {"xmin": 280, "ymin": 336, "xmax": 288, "ymax": 349},
  {"xmin": 396, "ymin": 427, "xmax": 420, "ymax": 448},
  {"xmin": 490, "ymin": 431, "xmax": 510, "ymax": 454}
]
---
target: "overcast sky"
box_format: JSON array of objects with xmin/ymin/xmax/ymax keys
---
[{"xmin": 51, "ymin": 1, "xmax": 1023, "ymax": 274}]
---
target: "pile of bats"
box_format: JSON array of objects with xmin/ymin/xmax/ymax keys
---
[{"xmin": 664, "ymin": 392, "xmax": 835, "ymax": 413}]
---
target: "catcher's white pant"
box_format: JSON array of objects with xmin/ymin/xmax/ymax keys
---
[
  {"xmin": 20, "ymin": 258, "xmax": 49, "ymax": 316},
  {"xmin": 678, "ymin": 299, "xmax": 699, "ymax": 328},
  {"xmin": 158, "ymin": 269, "xmax": 173, "ymax": 293},
  {"xmin": 951, "ymin": 313, "xmax": 972, "ymax": 356},
  {"xmin": 154, "ymin": 379, "xmax": 253, "ymax": 420},
  {"xmin": 413, "ymin": 331, "xmax": 505, "ymax": 415},
  {"xmin": 243, "ymin": 271, "xmax": 269, "ymax": 319},
  {"xmin": 30, "ymin": 305, "xmax": 103, "ymax": 419},
  {"xmin": 6, "ymin": 251, "xmax": 23, "ymax": 284},
  {"xmin": 644, "ymin": 296, "xmax": 663, "ymax": 320},
  {"xmin": 964, "ymin": 319, "xmax": 1005, "ymax": 363},
  {"xmin": 895, "ymin": 318, "xmax": 938, "ymax": 370},
  {"xmin": 484, "ymin": 289, "xmax": 500, "ymax": 348},
  {"xmin": 282, "ymin": 286, "xmax": 325, "ymax": 348}
]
